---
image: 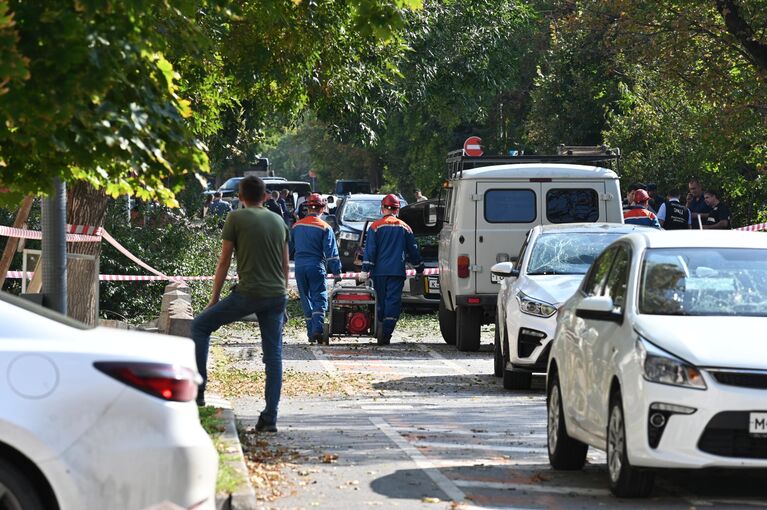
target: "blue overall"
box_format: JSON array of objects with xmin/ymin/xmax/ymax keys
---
[
  {"xmin": 290, "ymin": 214, "xmax": 342, "ymax": 340},
  {"xmin": 362, "ymin": 214, "xmax": 423, "ymax": 338}
]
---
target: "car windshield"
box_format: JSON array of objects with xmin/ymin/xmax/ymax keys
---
[
  {"xmin": 639, "ymin": 248, "xmax": 767, "ymax": 316},
  {"xmin": 341, "ymin": 200, "xmax": 383, "ymax": 223},
  {"xmin": 526, "ymin": 233, "xmax": 625, "ymax": 275},
  {"xmin": 220, "ymin": 178, "xmax": 241, "ymax": 191}
]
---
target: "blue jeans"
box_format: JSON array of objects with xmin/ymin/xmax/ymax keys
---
[
  {"xmin": 192, "ymin": 291, "xmax": 287, "ymax": 425},
  {"xmin": 372, "ymin": 276, "xmax": 406, "ymax": 337},
  {"xmin": 295, "ymin": 264, "xmax": 328, "ymax": 340}
]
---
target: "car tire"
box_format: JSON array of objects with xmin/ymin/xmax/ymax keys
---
[
  {"xmin": 455, "ymin": 306, "xmax": 481, "ymax": 352},
  {"xmin": 503, "ymin": 366, "xmax": 532, "ymax": 390},
  {"xmin": 547, "ymin": 373, "xmax": 588, "ymax": 470},
  {"xmin": 607, "ymin": 392, "xmax": 655, "ymax": 497},
  {"xmin": 438, "ymin": 297, "xmax": 457, "ymax": 345},
  {"xmin": 0, "ymin": 459, "xmax": 45, "ymax": 510},
  {"xmin": 493, "ymin": 320, "xmax": 503, "ymax": 377}
]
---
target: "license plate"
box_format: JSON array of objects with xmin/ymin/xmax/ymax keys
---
[
  {"xmin": 491, "ymin": 273, "xmax": 502, "ymax": 284},
  {"xmin": 749, "ymin": 412, "xmax": 767, "ymax": 435},
  {"xmin": 427, "ymin": 277, "xmax": 440, "ymax": 290}
]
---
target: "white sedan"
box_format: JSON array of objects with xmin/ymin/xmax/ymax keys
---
[
  {"xmin": 547, "ymin": 230, "xmax": 767, "ymax": 497},
  {"xmin": 0, "ymin": 292, "xmax": 217, "ymax": 509},
  {"xmin": 492, "ymin": 223, "xmax": 649, "ymax": 390}
]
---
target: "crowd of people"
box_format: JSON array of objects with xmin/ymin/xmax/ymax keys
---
[{"xmin": 622, "ymin": 178, "xmax": 732, "ymax": 230}]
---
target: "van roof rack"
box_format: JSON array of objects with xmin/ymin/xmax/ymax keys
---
[{"xmin": 446, "ymin": 145, "xmax": 620, "ymax": 180}]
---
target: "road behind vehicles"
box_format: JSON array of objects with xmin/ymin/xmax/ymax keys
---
[
  {"xmin": 0, "ymin": 292, "xmax": 217, "ymax": 510},
  {"xmin": 547, "ymin": 230, "xmax": 767, "ymax": 497},
  {"xmin": 492, "ymin": 223, "xmax": 651, "ymax": 390},
  {"xmin": 332, "ymin": 194, "xmax": 408, "ymax": 272},
  {"xmin": 438, "ymin": 147, "xmax": 623, "ymax": 352}
]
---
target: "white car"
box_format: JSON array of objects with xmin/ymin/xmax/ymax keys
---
[
  {"xmin": 492, "ymin": 223, "xmax": 649, "ymax": 390},
  {"xmin": 546, "ymin": 230, "xmax": 767, "ymax": 497},
  {"xmin": 0, "ymin": 292, "xmax": 217, "ymax": 509}
]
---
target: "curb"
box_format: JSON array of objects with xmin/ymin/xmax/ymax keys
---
[{"xmin": 208, "ymin": 394, "xmax": 258, "ymax": 510}]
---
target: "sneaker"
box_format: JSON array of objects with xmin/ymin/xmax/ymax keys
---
[
  {"xmin": 196, "ymin": 395, "xmax": 206, "ymax": 407},
  {"xmin": 255, "ymin": 417, "xmax": 278, "ymax": 433},
  {"xmin": 313, "ymin": 333, "xmax": 324, "ymax": 344},
  {"xmin": 308, "ymin": 336, "xmax": 317, "ymax": 344}
]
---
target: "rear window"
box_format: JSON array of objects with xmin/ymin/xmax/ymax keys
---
[
  {"xmin": 484, "ymin": 189, "xmax": 536, "ymax": 223},
  {"xmin": 546, "ymin": 189, "xmax": 599, "ymax": 223}
]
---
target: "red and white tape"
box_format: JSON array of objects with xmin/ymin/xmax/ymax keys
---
[
  {"xmin": 735, "ymin": 222, "xmax": 767, "ymax": 232},
  {"xmin": 0, "ymin": 224, "xmax": 102, "ymax": 243},
  {"xmin": 5, "ymin": 267, "xmax": 440, "ymax": 282}
]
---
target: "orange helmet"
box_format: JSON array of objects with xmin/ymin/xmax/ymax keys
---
[
  {"xmin": 305, "ymin": 193, "xmax": 326, "ymax": 208},
  {"xmin": 633, "ymin": 189, "xmax": 650, "ymax": 203},
  {"xmin": 381, "ymin": 194, "xmax": 401, "ymax": 210}
]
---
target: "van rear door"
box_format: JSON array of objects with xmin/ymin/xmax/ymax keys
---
[
  {"xmin": 475, "ymin": 182, "xmax": 540, "ymax": 295},
  {"xmin": 541, "ymin": 182, "xmax": 606, "ymax": 224}
]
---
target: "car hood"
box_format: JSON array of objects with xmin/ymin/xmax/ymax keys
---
[
  {"xmin": 518, "ymin": 275, "xmax": 584, "ymax": 306},
  {"xmin": 633, "ymin": 315, "xmax": 767, "ymax": 370},
  {"xmin": 339, "ymin": 221, "xmax": 368, "ymax": 233}
]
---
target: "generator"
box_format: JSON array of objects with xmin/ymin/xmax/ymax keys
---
[{"xmin": 322, "ymin": 280, "xmax": 382, "ymax": 345}]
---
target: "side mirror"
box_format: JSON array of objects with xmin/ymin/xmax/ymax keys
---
[
  {"xmin": 575, "ymin": 296, "xmax": 622, "ymax": 323},
  {"xmin": 491, "ymin": 262, "xmax": 520, "ymax": 279},
  {"xmin": 325, "ymin": 214, "xmax": 338, "ymax": 230}
]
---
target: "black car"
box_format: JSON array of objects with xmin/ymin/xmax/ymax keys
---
[{"xmin": 331, "ymin": 194, "xmax": 408, "ymax": 271}]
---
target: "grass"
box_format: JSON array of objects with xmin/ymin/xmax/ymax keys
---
[{"xmin": 199, "ymin": 405, "xmax": 248, "ymax": 495}]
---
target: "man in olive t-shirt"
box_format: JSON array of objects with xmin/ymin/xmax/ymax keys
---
[{"xmin": 191, "ymin": 176, "xmax": 289, "ymax": 432}]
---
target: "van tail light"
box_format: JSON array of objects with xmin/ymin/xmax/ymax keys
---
[
  {"xmin": 457, "ymin": 255, "xmax": 470, "ymax": 278},
  {"xmin": 94, "ymin": 362, "xmax": 200, "ymax": 402}
]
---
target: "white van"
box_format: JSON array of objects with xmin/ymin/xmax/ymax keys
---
[{"xmin": 438, "ymin": 149, "xmax": 623, "ymax": 351}]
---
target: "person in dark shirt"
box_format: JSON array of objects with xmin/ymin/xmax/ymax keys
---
[
  {"xmin": 702, "ymin": 189, "xmax": 731, "ymax": 229},
  {"xmin": 264, "ymin": 191, "xmax": 284, "ymax": 216},
  {"xmin": 686, "ymin": 178, "xmax": 711, "ymax": 229},
  {"xmin": 656, "ymin": 189, "xmax": 691, "ymax": 230}
]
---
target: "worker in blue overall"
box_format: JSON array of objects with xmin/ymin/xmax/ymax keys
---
[
  {"xmin": 361, "ymin": 194, "xmax": 423, "ymax": 345},
  {"xmin": 290, "ymin": 193, "xmax": 342, "ymax": 343}
]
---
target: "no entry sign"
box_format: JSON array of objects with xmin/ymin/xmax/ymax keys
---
[{"xmin": 463, "ymin": 136, "xmax": 483, "ymax": 157}]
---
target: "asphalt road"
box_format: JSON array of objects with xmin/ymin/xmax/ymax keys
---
[{"xmin": 215, "ymin": 317, "xmax": 767, "ymax": 510}]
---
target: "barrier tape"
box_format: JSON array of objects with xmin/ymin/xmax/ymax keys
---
[
  {"xmin": 5, "ymin": 267, "xmax": 440, "ymax": 282},
  {"xmin": 0, "ymin": 224, "xmax": 101, "ymax": 243},
  {"xmin": 735, "ymin": 222, "xmax": 767, "ymax": 232},
  {"xmin": 100, "ymin": 230, "xmax": 168, "ymax": 278},
  {"xmin": 67, "ymin": 224, "xmax": 102, "ymax": 236}
]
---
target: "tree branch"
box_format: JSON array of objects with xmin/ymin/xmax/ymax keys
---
[{"xmin": 715, "ymin": 0, "xmax": 767, "ymax": 73}]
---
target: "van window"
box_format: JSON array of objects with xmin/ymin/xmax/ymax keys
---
[
  {"xmin": 484, "ymin": 189, "xmax": 536, "ymax": 223},
  {"xmin": 546, "ymin": 189, "xmax": 599, "ymax": 223}
]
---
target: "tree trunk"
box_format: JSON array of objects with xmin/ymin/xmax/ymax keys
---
[
  {"xmin": 66, "ymin": 183, "xmax": 109, "ymax": 325},
  {"xmin": 0, "ymin": 196, "xmax": 34, "ymax": 289}
]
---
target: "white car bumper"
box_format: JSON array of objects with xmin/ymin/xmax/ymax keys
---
[
  {"xmin": 47, "ymin": 390, "xmax": 217, "ymax": 510},
  {"xmin": 507, "ymin": 307, "xmax": 557, "ymax": 369},
  {"xmin": 622, "ymin": 368, "xmax": 767, "ymax": 469}
]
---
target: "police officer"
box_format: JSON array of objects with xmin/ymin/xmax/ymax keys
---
[
  {"xmin": 657, "ymin": 189, "xmax": 691, "ymax": 230},
  {"xmin": 361, "ymin": 194, "xmax": 424, "ymax": 345},
  {"xmin": 290, "ymin": 193, "xmax": 342, "ymax": 343}
]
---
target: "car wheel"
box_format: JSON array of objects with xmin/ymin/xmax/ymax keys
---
[
  {"xmin": 438, "ymin": 297, "xmax": 457, "ymax": 345},
  {"xmin": 493, "ymin": 320, "xmax": 503, "ymax": 377},
  {"xmin": 503, "ymin": 366, "xmax": 532, "ymax": 390},
  {"xmin": 607, "ymin": 392, "xmax": 655, "ymax": 497},
  {"xmin": 0, "ymin": 459, "xmax": 45, "ymax": 510},
  {"xmin": 456, "ymin": 306, "xmax": 481, "ymax": 352},
  {"xmin": 547, "ymin": 373, "xmax": 588, "ymax": 470}
]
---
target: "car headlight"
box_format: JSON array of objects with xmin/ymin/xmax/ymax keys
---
[
  {"xmin": 516, "ymin": 291, "xmax": 557, "ymax": 318},
  {"xmin": 636, "ymin": 337, "xmax": 707, "ymax": 390},
  {"xmin": 338, "ymin": 232, "xmax": 360, "ymax": 242}
]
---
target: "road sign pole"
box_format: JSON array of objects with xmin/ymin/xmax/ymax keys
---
[{"xmin": 41, "ymin": 178, "xmax": 67, "ymax": 315}]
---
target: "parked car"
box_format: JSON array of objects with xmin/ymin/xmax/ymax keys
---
[
  {"xmin": 0, "ymin": 292, "xmax": 217, "ymax": 509},
  {"xmin": 491, "ymin": 223, "xmax": 651, "ymax": 389},
  {"xmin": 546, "ymin": 230, "xmax": 767, "ymax": 497},
  {"xmin": 438, "ymin": 147, "xmax": 623, "ymax": 352},
  {"xmin": 332, "ymin": 194, "xmax": 408, "ymax": 271},
  {"xmin": 399, "ymin": 198, "xmax": 442, "ymax": 308},
  {"xmin": 214, "ymin": 177, "xmax": 311, "ymax": 212}
]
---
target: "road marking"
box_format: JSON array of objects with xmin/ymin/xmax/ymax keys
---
[
  {"xmin": 370, "ymin": 416, "xmax": 468, "ymax": 503},
  {"xmin": 414, "ymin": 440, "xmax": 544, "ymax": 455},
  {"xmin": 453, "ymin": 479, "xmax": 611, "ymax": 497},
  {"xmin": 360, "ymin": 404, "xmax": 415, "ymax": 410},
  {"xmin": 309, "ymin": 345, "xmax": 338, "ymax": 374},
  {"xmin": 414, "ymin": 344, "xmax": 473, "ymax": 375}
]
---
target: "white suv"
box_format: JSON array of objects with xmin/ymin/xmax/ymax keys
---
[
  {"xmin": 491, "ymin": 223, "xmax": 650, "ymax": 390},
  {"xmin": 438, "ymin": 148, "xmax": 623, "ymax": 352}
]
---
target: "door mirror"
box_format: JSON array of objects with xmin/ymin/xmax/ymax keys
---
[
  {"xmin": 575, "ymin": 296, "xmax": 622, "ymax": 323},
  {"xmin": 491, "ymin": 262, "xmax": 520, "ymax": 279},
  {"xmin": 325, "ymin": 214, "xmax": 338, "ymax": 230}
]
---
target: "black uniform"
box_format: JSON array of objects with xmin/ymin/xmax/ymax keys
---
[
  {"xmin": 706, "ymin": 202, "xmax": 731, "ymax": 229},
  {"xmin": 661, "ymin": 200, "xmax": 690, "ymax": 230}
]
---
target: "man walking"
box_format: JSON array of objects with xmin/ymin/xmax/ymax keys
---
[
  {"xmin": 361, "ymin": 194, "xmax": 424, "ymax": 345},
  {"xmin": 191, "ymin": 176, "xmax": 289, "ymax": 432},
  {"xmin": 290, "ymin": 193, "xmax": 342, "ymax": 343},
  {"xmin": 657, "ymin": 189, "xmax": 691, "ymax": 230}
]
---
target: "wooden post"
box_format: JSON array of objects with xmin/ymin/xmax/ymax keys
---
[{"xmin": 0, "ymin": 196, "xmax": 34, "ymax": 288}]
